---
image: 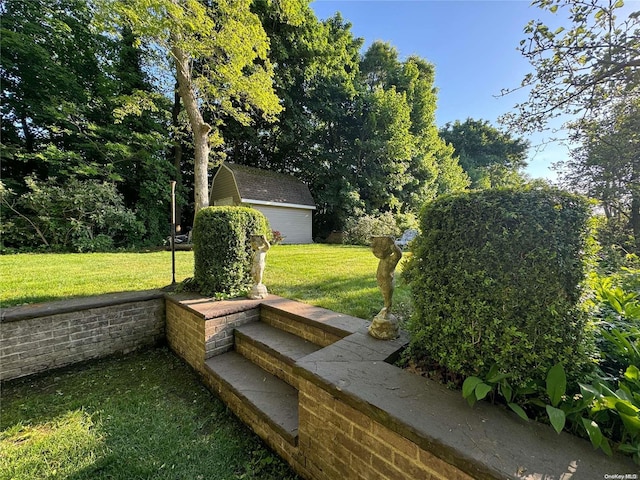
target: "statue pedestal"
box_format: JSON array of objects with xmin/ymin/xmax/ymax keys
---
[
  {"xmin": 248, "ymin": 283, "xmax": 268, "ymax": 300},
  {"xmin": 368, "ymin": 308, "xmax": 399, "ymax": 340}
]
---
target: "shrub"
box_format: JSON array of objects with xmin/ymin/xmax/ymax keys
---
[
  {"xmin": 0, "ymin": 177, "xmax": 144, "ymax": 252},
  {"xmin": 343, "ymin": 212, "xmax": 401, "ymax": 246},
  {"xmin": 592, "ymin": 261, "xmax": 640, "ymax": 377},
  {"xmin": 404, "ymin": 187, "xmax": 596, "ymax": 388},
  {"xmin": 192, "ymin": 206, "xmax": 270, "ymax": 297}
]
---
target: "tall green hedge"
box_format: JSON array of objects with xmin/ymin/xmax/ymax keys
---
[
  {"xmin": 192, "ymin": 206, "xmax": 270, "ymax": 296},
  {"xmin": 404, "ymin": 188, "xmax": 596, "ymax": 387}
]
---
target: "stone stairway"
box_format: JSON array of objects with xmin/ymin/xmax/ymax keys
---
[
  {"xmin": 204, "ymin": 311, "xmax": 325, "ymax": 448},
  {"xmin": 169, "ymin": 295, "xmax": 637, "ymax": 480}
]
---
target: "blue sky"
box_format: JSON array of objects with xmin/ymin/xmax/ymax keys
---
[{"xmin": 309, "ymin": 0, "xmax": 581, "ymax": 181}]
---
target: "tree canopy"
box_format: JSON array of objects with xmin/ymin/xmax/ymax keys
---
[
  {"xmin": 440, "ymin": 118, "xmax": 529, "ymax": 189},
  {"xmin": 502, "ymin": 0, "xmax": 640, "ymax": 133},
  {"xmin": 2, "ymin": 0, "xmax": 471, "ymax": 250},
  {"xmin": 98, "ymin": 0, "xmax": 284, "ymax": 213},
  {"xmin": 503, "ymin": 0, "xmax": 639, "ymax": 253},
  {"xmin": 560, "ymin": 98, "xmax": 640, "ymax": 252}
]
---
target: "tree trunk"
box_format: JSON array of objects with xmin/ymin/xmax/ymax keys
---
[
  {"xmin": 632, "ymin": 192, "xmax": 640, "ymax": 254},
  {"xmin": 172, "ymin": 45, "xmax": 211, "ymax": 214},
  {"xmin": 21, "ymin": 113, "xmax": 35, "ymax": 153}
]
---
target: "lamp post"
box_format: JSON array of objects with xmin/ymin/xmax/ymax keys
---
[{"xmin": 170, "ymin": 180, "xmax": 177, "ymax": 285}]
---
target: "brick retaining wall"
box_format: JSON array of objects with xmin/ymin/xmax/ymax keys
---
[
  {"xmin": 165, "ymin": 293, "xmax": 261, "ymax": 375},
  {"xmin": 171, "ymin": 295, "xmax": 637, "ymax": 480},
  {"xmin": 298, "ymin": 378, "xmax": 473, "ymax": 480},
  {"xmin": 0, "ymin": 290, "xmax": 165, "ymax": 381}
]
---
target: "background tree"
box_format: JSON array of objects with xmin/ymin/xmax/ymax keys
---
[
  {"xmin": 439, "ymin": 118, "xmax": 529, "ymax": 189},
  {"xmin": 99, "ymin": 0, "xmax": 284, "ymax": 213},
  {"xmin": 560, "ymin": 99, "xmax": 640, "ymax": 252},
  {"xmin": 346, "ymin": 42, "xmax": 468, "ymax": 232},
  {"xmin": 112, "ymin": 26, "xmax": 175, "ymax": 245},
  {"xmin": 1, "ymin": 0, "xmax": 170, "ymax": 249},
  {"xmin": 222, "ymin": 28, "xmax": 468, "ymax": 237},
  {"xmin": 1, "ymin": 0, "xmax": 117, "ymax": 184},
  {"xmin": 221, "ymin": 6, "xmax": 364, "ymax": 235},
  {"xmin": 503, "ymin": 0, "xmax": 639, "ymax": 252},
  {"xmin": 501, "ymin": 0, "xmax": 640, "ymax": 133}
]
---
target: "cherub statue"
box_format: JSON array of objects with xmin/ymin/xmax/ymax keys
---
[
  {"xmin": 368, "ymin": 235, "xmax": 402, "ymax": 340},
  {"xmin": 248, "ymin": 234, "xmax": 270, "ymax": 299}
]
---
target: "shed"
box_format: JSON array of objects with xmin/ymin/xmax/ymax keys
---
[{"xmin": 209, "ymin": 162, "xmax": 316, "ymax": 244}]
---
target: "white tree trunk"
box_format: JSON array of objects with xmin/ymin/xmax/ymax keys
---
[{"xmin": 172, "ymin": 45, "xmax": 211, "ymax": 214}]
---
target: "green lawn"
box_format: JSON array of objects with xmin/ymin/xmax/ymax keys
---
[
  {"xmin": 0, "ymin": 245, "xmax": 413, "ymax": 321},
  {"xmin": 0, "ymin": 245, "xmax": 413, "ymax": 479},
  {"xmin": 0, "ymin": 348, "xmax": 300, "ymax": 480}
]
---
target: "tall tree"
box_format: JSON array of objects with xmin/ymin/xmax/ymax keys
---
[
  {"xmin": 221, "ymin": 7, "xmax": 365, "ymax": 234},
  {"xmin": 1, "ymin": 0, "xmax": 116, "ymax": 185},
  {"xmin": 502, "ymin": 0, "xmax": 639, "ymax": 133},
  {"xmin": 440, "ymin": 118, "xmax": 529, "ymax": 189},
  {"xmin": 112, "ymin": 26, "xmax": 175, "ymax": 244},
  {"xmin": 99, "ymin": 0, "xmax": 283, "ymax": 213},
  {"xmin": 356, "ymin": 42, "xmax": 468, "ymax": 213},
  {"xmin": 502, "ymin": 0, "xmax": 639, "ymax": 251},
  {"xmin": 560, "ymin": 99, "xmax": 640, "ymax": 251},
  {"xmin": 1, "ymin": 0, "xmax": 179, "ymax": 248}
]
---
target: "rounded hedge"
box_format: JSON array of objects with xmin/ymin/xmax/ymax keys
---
[
  {"xmin": 192, "ymin": 206, "xmax": 270, "ymax": 297},
  {"xmin": 404, "ymin": 188, "xmax": 596, "ymax": 387}
]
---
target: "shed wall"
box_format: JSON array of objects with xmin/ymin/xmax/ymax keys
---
[{"xmin": 250, "ymin": 205, "xmax": 313, "ymax": 244}]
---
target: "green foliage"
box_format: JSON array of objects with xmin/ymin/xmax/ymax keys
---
[
  {"xmin": 503, "ymin": 0, "xmax": 639, "ymax": 134},
  {"xmin": 560, "ymin": 99, "xmax": 640, "ymax": 254},
  {"xmin": 461, "ymin": 266, "xmax": 640, "ymax": 463},
  {"xmin": 461, "ymin": 364, "xmax": 534, "ymax": 422},
  {"xmin": 222, "ymin": 28, "xmax": 469, "ymax": 236},
  {"xmin": 405, "ymin": 188, "xmax": 596, "ymax": 388},
  {"xmin": 592, "ymin": 264, "xmax": 640, "ymax": 378},
  {"xmin": 0, "ymin": 0, "xmax": 173, "ymax": 249},
  {"xmin": 439, "ymin": 118, "xmax": 529, "ymax": 189},
  {"xmin": 192, "ymin": 207, "xmax": 270, "ymax": 297},
  {"xmin": 352, "ymin": 43, "xmax": 470, "ymax": 217},
  {"xmin": 1, "ymin": 178, "xmax": 144, "ymax": 252},
  {"xmin": 98, "ymin": 0, "xmax": 284, "ymax": 213},
  {"xmin": 343, "ymin": 212, "xmax": 401, "ymax": 246}
]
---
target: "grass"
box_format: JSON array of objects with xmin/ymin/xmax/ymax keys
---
[
  {"xmin": 0, "ymin": 347, "xmax": 301, "ymax": 480},
  {"xmin": 0, "ymin": 251, "xmax": 195, "ymax": 307},
  {"xmin": 0, "ymin": 245, "xmax": 413, "ymax": 478},
  {"xmin": 1, "ymin": 244, "xmax": 413, "ymax": 321}
]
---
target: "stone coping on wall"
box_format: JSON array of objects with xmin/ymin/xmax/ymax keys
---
[
  {"xmin": 165, "ymin": 292, "xmax": 265, "ymax": 319},
  {"xmin": 165, "ymin": 293, "xmax": 370, "ymax": 339},
  {"xmin": 295, "ymin": 326, "xmax": 637, "ymax": 479},
  {"xmin": 1, "ymin": 289, "xmax": 166, "ymax": 323}
]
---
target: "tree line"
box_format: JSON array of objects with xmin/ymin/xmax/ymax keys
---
[{"xmin": 1, "ymin": 0, "xmax": 637, "ymax": 255}]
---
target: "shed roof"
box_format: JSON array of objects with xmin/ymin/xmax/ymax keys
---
[{"xmin": 222, "ymin": 163, "xmax": 315, "ymax": 208}]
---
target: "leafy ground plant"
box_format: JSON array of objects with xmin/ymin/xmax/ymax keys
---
[
  {"xmin": 462, "ymin": 265, "xmax": 640, "ymax": 464},
  {"xmin": 0, "ymin": 348, "xmax": 300, "ymax": 480}
]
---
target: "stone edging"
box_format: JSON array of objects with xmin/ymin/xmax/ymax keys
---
[
  {"xmin": 1, "ymin": 289, "xmax": 166, "ymax": 323},
  {"xmin": 295, "ymin": 327, "xmax": 637, "ymax": 479}
]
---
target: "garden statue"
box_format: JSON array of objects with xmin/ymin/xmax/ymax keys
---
[
  {"xmin": 248, "ymin": 234, "xmax": 270, "ymax": 299},
  {"xmin": 368, "ymin": 235, "xmax": 403, "ymax": 340}
]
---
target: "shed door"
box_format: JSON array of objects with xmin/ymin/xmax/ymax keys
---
[{"xmin": 251, "ymin": 205, "xmax": 313, "ymax": 244}]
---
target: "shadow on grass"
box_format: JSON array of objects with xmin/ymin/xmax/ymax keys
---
[{"xmin": 0, "ymin": 348, "xmax": 300, "ymax": 480}]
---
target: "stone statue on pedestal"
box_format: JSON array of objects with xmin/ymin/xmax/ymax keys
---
[
  {"xmin": 368, "ymin": 235, "xmax": 403, "ymax": 340},
  {"xmin": 248, "ymin": 234, "xmax": 270, "ymax": 299}
]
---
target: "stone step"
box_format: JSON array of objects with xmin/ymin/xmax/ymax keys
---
[
  {"xmin": 204, "ymin": 351, "xmax": 299, "ymax": 446},
  {"xmin": 260, "ymin": 299, "xmax": 369, "ymax": 348},
  {"xmin": 234, "ymin": 322, "xmax": 322, "ymax": 388}
]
